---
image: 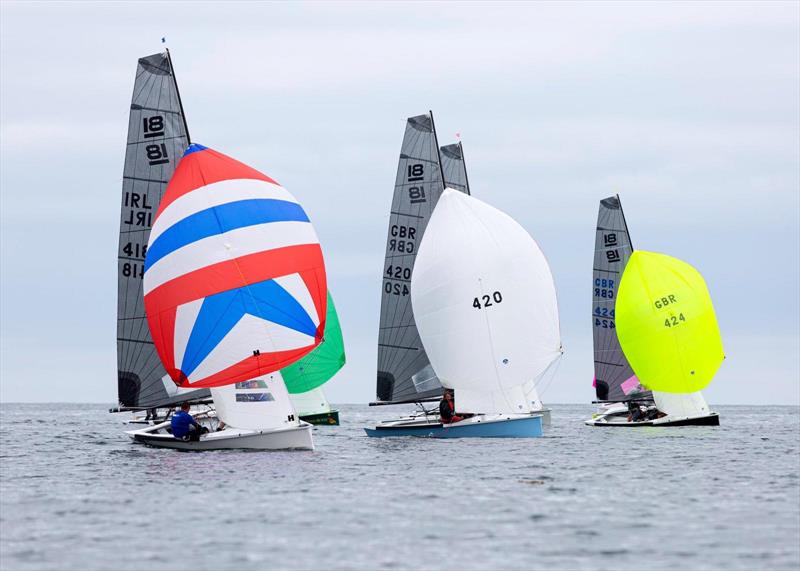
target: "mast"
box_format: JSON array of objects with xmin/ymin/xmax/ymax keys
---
[
  {"xmin": 617, "ymin": 193, "xmax": 633, "ymax": 250},
  {"xmin": 165, "ymin": 48, "xmax": 191, "ymax": 144},
  {"xmin": 429, "ymin": 110, "xmax": 446, "ymax": 189}
]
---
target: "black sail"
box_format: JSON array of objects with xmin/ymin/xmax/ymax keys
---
[
  {"xmin": 116, "ymin": 51, "xmax": 209, "ymax": 409},
  {"xmin": 592, "ymin": 195, "xmax": 649, "ymax": 401},
  {"xmin": 375, "ymin": 113, "xmax": 447, "ymax": 404},
  {"xmin": 439, "ymin": 142, "xmax": 471, "ymax": 195}
]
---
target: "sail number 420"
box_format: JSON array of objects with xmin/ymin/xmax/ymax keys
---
[{"xmin": 473, "ymin": 291, "xmax": 503, "ymax": 309}]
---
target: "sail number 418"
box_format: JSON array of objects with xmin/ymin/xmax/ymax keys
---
[{"xmin": 473, "ymin": 291, "xmax": 503, "ymax": 309}]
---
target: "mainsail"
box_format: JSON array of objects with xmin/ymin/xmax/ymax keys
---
[
  {"xmin": 411, "ymin": 189, "xmax": 562, "ymax": 414},
  {"xmin": 117, "ymin": 51, "xmax": 209, "ymax": 409},
  {"xmin": 375, "ymin": 113, "xmax": 447, "ymax": 404},
  {"xmin": 591, "ymin": 195, "xmax": 646, "ymax": 402},
  {"xmin": 439, "ymin": 142, "xmax": 471, "ymax": 195}
]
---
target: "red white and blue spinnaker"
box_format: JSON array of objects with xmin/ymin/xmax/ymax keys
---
[{"xmin": 143, "ymin": 144, "xmax": 327, "ymax": 389}]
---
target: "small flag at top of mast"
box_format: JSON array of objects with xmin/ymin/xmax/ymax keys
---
[
  {"xmin": 456, "ymin": 132, "xmax": 461, "ymax": 140},
  {"xmin": 161, "ymin": 37, "xmax": 166, "ymax": 44}
]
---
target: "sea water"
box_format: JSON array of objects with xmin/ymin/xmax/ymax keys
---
[{"xmin": 1, "ymin": 403, "xmax": 798, "ymax": 571}]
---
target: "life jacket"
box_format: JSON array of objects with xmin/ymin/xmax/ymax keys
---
[{"xmin": 439, "ymin": 398, "xmax": 455, "ymax": 423}]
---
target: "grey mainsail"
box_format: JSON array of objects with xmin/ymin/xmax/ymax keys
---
[
  {"xmin": 439, "ymin": 142, "xmax": 471, "ymax": 195},
  {"xmin": 375, "ymin": 113, "xmax": 447, "ymax": 404},
  {"xmin": 592, "ymin": 195, "xmax": 649, "ymax": 401},
  {"xmin": 116, "ymin": 51, "xmax": 209, "ymax": 409}
]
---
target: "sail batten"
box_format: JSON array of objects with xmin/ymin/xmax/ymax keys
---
[{"xmin": 117, "ymin": 52, "xmax": 209, "ymax": 409}]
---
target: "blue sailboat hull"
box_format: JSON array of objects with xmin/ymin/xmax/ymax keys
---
[{"xmin": 364, "ymin": 414, "xmax": 543, "ymax": 438}]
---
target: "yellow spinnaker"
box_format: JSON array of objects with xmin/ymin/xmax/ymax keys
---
[{"xmin": 616, "ymin": 251, "xmax": 724, "ymax": 393}]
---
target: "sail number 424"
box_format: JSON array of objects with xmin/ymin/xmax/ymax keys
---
[
  {"xmin": 473, "ymin": 291, "xmax": 503, "ymax": 309},
  {"xmin": 664, "ymin": 313, "xmax": 686, "ymax": 327}
]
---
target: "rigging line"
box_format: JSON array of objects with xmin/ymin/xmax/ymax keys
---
[{"xmin": 534, "ymin": 354, "xmax": 563, "ymax": 400}]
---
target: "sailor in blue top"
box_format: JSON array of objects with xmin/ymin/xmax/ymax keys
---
[{"xmin": 171, "ymin": 402, "xmax": 207, "ymax": 441}]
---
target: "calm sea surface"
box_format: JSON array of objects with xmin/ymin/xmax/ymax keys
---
[{"xmin": 1, "ymin": 403, "xmax": 798, "ymax": 571}]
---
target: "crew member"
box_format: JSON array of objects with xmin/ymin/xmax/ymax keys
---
[
  {"xmin": 439, "ymin": 389, "xmax": 464, "ymax": 424},
  {"xmin": 171, "ymin": 402, "xmax": 208, "ymax": 441}
]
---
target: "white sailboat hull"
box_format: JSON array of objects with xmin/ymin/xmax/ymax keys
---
[
  {"xmin": 127, "ymin": 420, "xmax": 314, "ymax": 450},
  {"xmin": 584, "ymin": 403, "xmax": 720, "ymax": 427},
  {"xmin": 585, "ymin": 391, "xmax": 719, "ymax": 427}
]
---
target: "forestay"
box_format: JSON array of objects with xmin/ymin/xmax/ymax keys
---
[
  {"xmin": 411, "ymin": 189, "xmax": 562, "ymax": 414},
  {"xmin": 143, "ymin": 144, "xmax": 327, "ymax": 388},
  {"xmin": 375, "ymin": 113, "xmax": 446, "ymax": 404},
  {"xmin": 116, "ymin": 51, "xmax": 209, "ymax": 409},
  {"xmin": 616, "ymin": 251, "xmax": 724, "ymax": 394},
  {"xmin": 591, "ymin": 196, "xmax": 647, "ymax": 401}
]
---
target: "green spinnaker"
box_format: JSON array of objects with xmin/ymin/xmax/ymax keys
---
[
  {"xmin": 282, "ymin": 291, "xmax": 345, "ymax": 394},
  {"xmin": 615, "ymin": 251, "xmax": 724, "ymax": 394}
]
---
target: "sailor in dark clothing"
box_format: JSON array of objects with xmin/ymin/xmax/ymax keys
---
[
  {"xmin": 439, "ymin": 389, "xmax": 465, "ymax": 424},
  {"xmin": 627, "ymin": 401, "xmax": 647, "ymax": 423},
  {"xmin": 171, "ymin": 402, "xmax": 208, "ymax": 441}
]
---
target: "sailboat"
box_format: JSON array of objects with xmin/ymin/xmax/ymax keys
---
[
  {"xmin": 126, "ymin": 143, "xmax": 329, "ymax": 450},
  {"xmin": 112, "ymin": 51, "xmax": 342, "ymax": 432},
  {"xmin": 365, "ymin": 114, "xmax": 464, "ymax": 435},
  {"xmin": 111, "ymin": 50, "xmax": 211, "ymax": 423},
  {"xmin": 367, "ymin": 187, "xmax": 562, "ymax": 438},
  {"xmin": 365, "ymin": 115, "xmax": 553, "ymax": 436},
  {"xmin": 585, "ymin": 195, "xmax": 722, "ymax": 426}
]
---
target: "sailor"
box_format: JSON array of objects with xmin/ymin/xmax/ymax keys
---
[
  {"xmin": 627, "ymin": 401, "xmax": 647, "ymax": 423},
  {"xmin": 439, "ymin": 389, "xmax": 464, "ymax": 424},
  {"xmin": 171, "ymin": 402, "xmax": 207, "ymax": 441}
]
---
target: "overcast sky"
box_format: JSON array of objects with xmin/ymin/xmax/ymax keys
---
[{"xmin": 1, "ymin": 1, "xmax": 798, "ymax": 405}]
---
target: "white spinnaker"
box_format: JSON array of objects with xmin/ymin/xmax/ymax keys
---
[
  {"xmin": 210, "ymin": 372, "xmax": 299, "ymax": 430},
  {"xmin": 411, "ymin": 189, "xmax": 562, "ymax": 414},
  {"xmin": 290, "ymin": 387, "xmax": 332, "ymax": 417},
  {"xmin": 653, "ymin": 391, "xmax": 711, "ymax": 420}
]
